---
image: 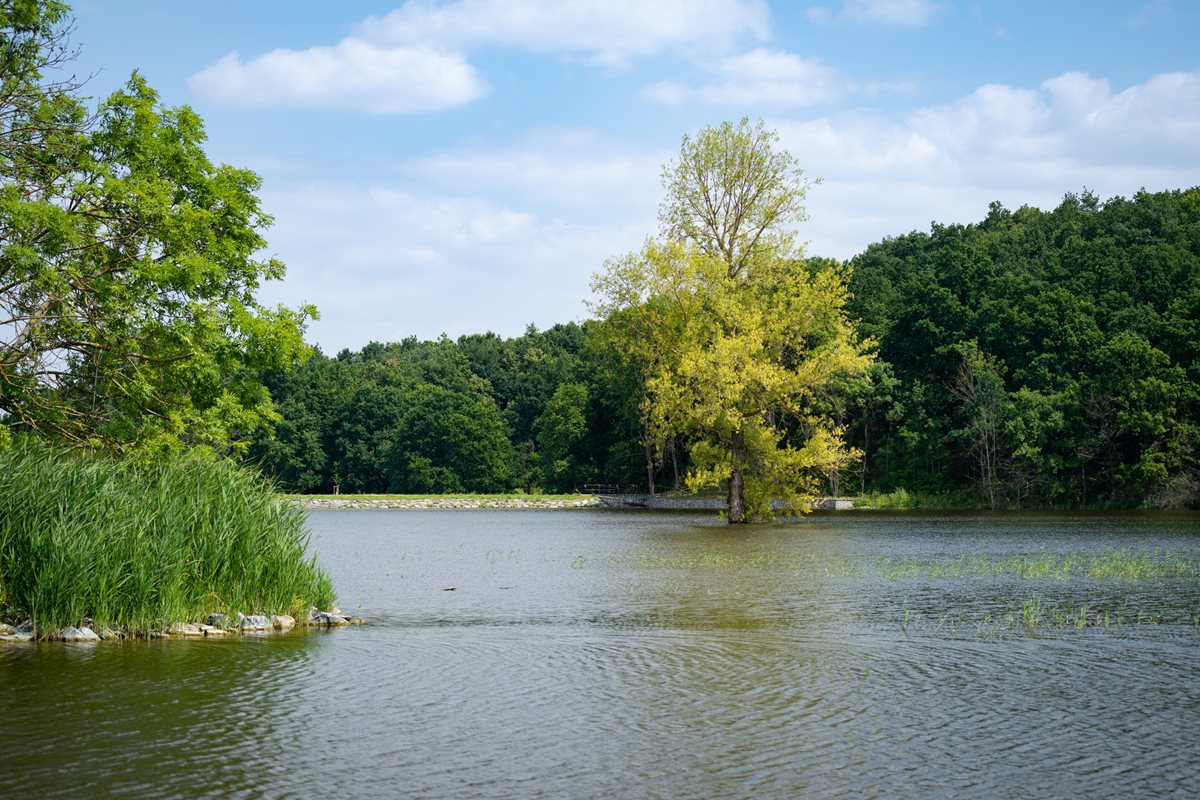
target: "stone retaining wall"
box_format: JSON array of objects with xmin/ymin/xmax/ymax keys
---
[
  {"xmin": 295, "ymin": 496, "xmax": 855, "ymax": 511},
  {"xmin": 297, "ymin": 497, "xmax": 600, "ymax": 510},
  {"xmin": 0, "ymin": 608, "xmax": 360, "ymax": 644},
  {"xmin": 596, "ymin": 494, "xmax": 855, "ymax": 510}
]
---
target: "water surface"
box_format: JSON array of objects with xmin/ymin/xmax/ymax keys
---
[{"xmin": 2, "ymin": 510, "xmax": 1198, "ymax": 798}]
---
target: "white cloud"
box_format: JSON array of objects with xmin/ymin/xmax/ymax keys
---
[
  {"xmin": 191, "ymin": 0, "xmax": 770, "ymax": 113},
  {"xmin": 772, "ymin": 69, "xmax": 1200, "ymax": 259},
  {"xmin": 251, "ymin": 69, "xmax": 1200, "ymax": 348},
  {"xmin": 359, "ymin": 0, "xmax": 771, "ymax": 67},
  {"xmin": 907, "ymin": 83, "xmax": 1053, "ymax": 156},
  {"xmin": 256, "ymin": 176, "xmax": 652, "ymax": 351},
  {"xmin": 189, "ymin": 39, "xmax": 487, "ymax": 113},
  {"xmin": 1082, "ymin": 71, "xmax": 1200, "ymax": 162},
  {"xmin": 404, "ymin": 129, "xmax": 666, "ymax": 211},
  {"xmin": 643, "ymin": 48, "xmax": 902, "ymax": 108},
  {"xmin": 247, "ymin": 128, "xmax": 671, "ymax": 349},
  {"xmin": 807, "ymin": 0, "xmax": 940, "ymax": 27}
]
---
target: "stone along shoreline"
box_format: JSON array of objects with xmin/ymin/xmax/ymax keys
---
[
  {"xmin": 0, "ymin": 607, "xmax": 360, "ymax": 644},
  {"xmin": 297, "ymin": 497, "xmax": 601, "ymax": 510}
]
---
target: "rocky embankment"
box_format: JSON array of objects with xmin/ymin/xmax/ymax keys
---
[
  {"xmin": 0, "ymin": 607, "xmax": 361, "ymax": 644},
  {"xmin": 298, "ymin": 497, "xmax": 600, "ymax": 510},
  {"xmin": 596, "ymin": 494, "xmax": 855, "ymax": 510}
]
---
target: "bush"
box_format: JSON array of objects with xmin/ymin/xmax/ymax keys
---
[{"xmin": 0, "ymin": 440, "xmax": 334, "ymax": 636}]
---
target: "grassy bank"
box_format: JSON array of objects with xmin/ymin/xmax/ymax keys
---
[{"xmin": 0, "ymin": 441, "xmax": 334, "ymax": 638}]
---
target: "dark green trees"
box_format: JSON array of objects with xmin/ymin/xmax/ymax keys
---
[
  {"xmin": 255, "ymin": 188, "xmax": 1199, "ymax": 508},
  {"xmin": 253, "ymin": 339, "xmax": 515, "ymax": 494},
  {"xmin": 845, "ymin": 189, "xmax": 1200, "ymax": 508}
]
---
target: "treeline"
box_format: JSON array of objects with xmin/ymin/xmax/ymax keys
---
[
  {"xmin": 841, "ymin": 188, "xmax": 1200, "ymax": 508},
  {"xmin": 253, "ymin": 188, "xmax": 1200, "ymax": 509},
  {"xmin": 249, "ymin": 324, "xmax": 650, "ymax": 495}
]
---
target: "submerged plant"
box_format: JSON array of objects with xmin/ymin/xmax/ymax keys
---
[
  {"xmin": 899, "ymin": 593, "xmax": 1197, "ymax": 639},
  {"xmin": 873, "ymin": 550, "xmax": 1200, "ymax": 582},
  {"xmin": 0, "ymin": 440, "xmax": 335, "ymax": 637}
]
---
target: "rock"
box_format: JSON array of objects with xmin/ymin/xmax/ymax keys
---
[
  {"xmin": 239, "ymin": 614, "xmax": 271, "ymax": 631},
  {"xmin": 168, "ymin": 622, "xmax": 205, "ymax": 636},
  {"xmin": 308, "ymin": 611, "xmax": 349, "ymax": 627},
  {"xmin": 271, "ymin": 615, "xmax": 295, "ymax": 631},
  {"xmin": 98, "ymin": 628, "xmax": 124, "ymax": 641},
  {"xmin": 207, "ymin": 614, "xmax": 231, "ymax": 629},
  {"xmin": 0, "ymin": 623, "xmax": 14, "ymax": 635},
  {"xmin": 200, "ymin": 625, "xmax": 228, "ymax": 636},
  {"xmin": 59, "ymin": 626, "xmax": 101, "ymax": 642}
]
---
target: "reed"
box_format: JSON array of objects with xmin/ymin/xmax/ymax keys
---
[{"xmin": 0, "ymin": 440, "xmax": 335, "ymax": 637}]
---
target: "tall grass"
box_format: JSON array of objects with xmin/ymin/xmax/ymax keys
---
[{"xmin": 0, "ymin": 440, "xmax": 335, "ymax": 637}]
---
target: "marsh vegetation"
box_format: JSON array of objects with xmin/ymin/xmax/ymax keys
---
[{"xmin": 0, "ymin": 441, "xmax": 334, "ymax": 637}]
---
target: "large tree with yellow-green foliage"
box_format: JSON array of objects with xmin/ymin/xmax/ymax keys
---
[
  {"xmin": 593, "ymin": 119, "xmax": 871, "ymax": 522},
  {"xmin": 0, "ymin": 1, "xmax": 313, "ymax": 454}
]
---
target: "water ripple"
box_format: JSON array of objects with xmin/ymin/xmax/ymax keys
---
[{"xmin": 2, "ymin": 509, "xmax": 1199, "ymax": 798}]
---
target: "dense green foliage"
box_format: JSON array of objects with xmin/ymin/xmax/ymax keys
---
[
  {"xmin": 251, "ymin": 325, "xmax": 646, "ymax": 494},
  {"xmin": 0, "ymin": 2, "xmax": 312, "ymax": 454},
  {"xmin": 0, "ymin": 439, "xmax": 334, "ymax": 636},
  {"xmin": 257, "ymin": 189, "xmax": 1199, "ymax": 511},
  {"xmin": 843, "ymin": 189, "xmax": 1200, "ymax": 508},
  {"xmin": 12, "ymin": 7, "xmax": 1189, "ymax": 512},
  {"xmin": 0, "ymin": 3, "xmax": 335, "ymax": 639},
  {"xmin": 595, "ymin": 119, "xmax": 868, "ymax": 522}
]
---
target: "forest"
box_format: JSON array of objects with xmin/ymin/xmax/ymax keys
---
[
  {"xmin": 250, "ymin": 187, "xmax": 1200, "ymax": 510},
  {"xmin": 1, "ymin": 4, "xmax": 1195, "ymax": 512}
]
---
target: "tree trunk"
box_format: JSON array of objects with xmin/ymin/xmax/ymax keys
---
[
  {"xmin": 670, "ymin": 437, "xmax": 681, "ymax": 491},
  {"xmin": 644, "ymin": 439, "xmax": 656, "ymax": 495},
  {"xmin": 728, "ymin": 428, "xmax": 746, "ymax": 523},
  {"xmin": 861, "ymin": 427, "xmax": 870, "ymax": 497}
]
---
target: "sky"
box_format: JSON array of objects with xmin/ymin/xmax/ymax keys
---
[{"xmin": 64, "ymin": 0, "xmax": 1200, "ymax": 353}]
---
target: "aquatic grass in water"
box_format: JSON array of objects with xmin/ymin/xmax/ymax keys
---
[
  {"xmin": 898, "ymin": 592, "xmax": 1199, "ymax": 638},
  {"xmin": 602, "ymin": 548, "xmax": 1198, "ymax": 582},
  {"xmin": 873, "ymin": 550, "xmax": 1200, "ymax": 581},
  {"xmin": 0, "ymin": 441, "xmax": 335, "ymax": 637},
  {"xmin": 591, "ymin": 545, "xmax": 1198, "ymax": 638}
]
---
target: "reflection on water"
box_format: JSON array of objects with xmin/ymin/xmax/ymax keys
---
[{"xmin": 2, "ymin": 509, "xmax": 1198, "ymax": 798}]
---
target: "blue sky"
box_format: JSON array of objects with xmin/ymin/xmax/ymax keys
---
[{"xmin": 67, "ymin": 0, "xmax": 1200, "ymax": 352}]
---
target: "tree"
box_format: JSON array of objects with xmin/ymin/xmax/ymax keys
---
[
  {"xmin": 1, "ymin": 7, "xmax": 312, "ymax": 454},
  {"xmin": 659, "ymin": 117, "xmax": 816, "ymax": 280},
  {"xmin": 0, "ymin": 1, "xmax": 83, "ymax": 185},
  {"xmin": 533, "ymin": 381, "xmax": 589, "ymax": 491},
  {"xmin": 594, "ymin": 120, "xmax": 869, "ymax": 523},
  {"xmin": 843, "ymin": 187, "xmax": 1200, "ymax": 508},
  {"xmin": 949, "ymin": 341, "xmax": 1006, "ymax": 509},
  {"xmin": 386, "ymin": 384, "xmax": 515, "ymax": 493}
]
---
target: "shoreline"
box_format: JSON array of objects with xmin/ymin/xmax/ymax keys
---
[
  {"xmin": 296, "ymin": 497, "xmax": 600, "ymax": 510},
  {"xmin": 0, "ymin": 608, "xmax": 361, "ymax": 645},
  {"xmin": 292, "ymin": 495, "xmax": 856, "ymax": 511}
]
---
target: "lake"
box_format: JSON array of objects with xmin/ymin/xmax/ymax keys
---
[{"xmin": 2, "ymin": 509, "xmax": 1198, "ymax": 798}]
